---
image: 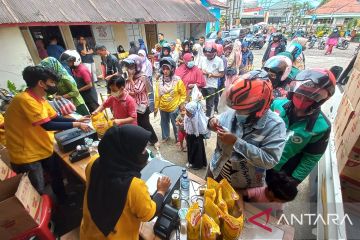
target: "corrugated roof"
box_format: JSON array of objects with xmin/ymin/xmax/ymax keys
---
[
  {"xmin": 0, "ymin": 0, "xmax": 216, "ymax": 26},
  {"xmin": 207, "ymin": 0, "xmax": 229, "ymax": 8},
  {"xmin": 313, "ymin": 0, "xmax": 360, "ymax": 15}
]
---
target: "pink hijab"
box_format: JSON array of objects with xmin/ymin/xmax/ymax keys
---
[{"xmin": 175, "ymin": 53, "xmax": 205, "ymax": 91}]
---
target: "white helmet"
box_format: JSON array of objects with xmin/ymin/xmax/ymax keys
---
[{"xmin": 60, "ymin": 50, "xmax": 81, "ymax": 66}]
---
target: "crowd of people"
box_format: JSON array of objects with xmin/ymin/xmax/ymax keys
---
[{"xmin": 2, "ymin": 30, "xmax": 340, "ymax": 239}]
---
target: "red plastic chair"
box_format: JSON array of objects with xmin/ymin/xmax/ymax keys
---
[{"xmin": 12, "ymin": 195, "xmax": 55, "ymax": 240}]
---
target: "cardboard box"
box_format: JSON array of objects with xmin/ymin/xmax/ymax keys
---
[
  {"xmin": 0, "ymin": 147, "xmax": 11, "ymax": 167},
  {"xmin": 0, "ymin": 158, "xmax": 15, "ymax": 181},
  {"xmin": 341, "ymin": 104, "xmax": 360, "ymax": 157},
  {"xmin": 334, "ymin": 97, "xmax": 355, "ymax": 139},
  {"xmin": 354, "ymin": 51, "xmax": 360, "ymax": 71},
  {"xmin": 341, "ymin": 176, "xmax": 360, "ymax": 202},
  {"xmin": 341, "ymin": 159, "xmax": 360, "ymax": 186},
  {"xmin": 337, "ymin": 146, "xmax": 348, "ymax": 173},
  {"xmin": 0, "ymin": 174, "xmax": 42, "ymax": 239},
  {"xmin": 343, "ymin": 68, "xmax": 360, "ymax": 110}
]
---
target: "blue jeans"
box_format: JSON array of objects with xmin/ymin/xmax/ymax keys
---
[
  {"xmin": 11, "ymin": 153, "xmax": 66, "ymax": 202},
  {"xmin": 148, "ymin": 76, "xmax": 155, "ymax": 113},
  {"xmin": 160, "ymin": 109, "xmax": 179, "ymax": 141}
]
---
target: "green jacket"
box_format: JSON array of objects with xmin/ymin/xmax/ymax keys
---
[{"xmin": 270, "ymin": 99, "xmax": 331, "ymax": 182}]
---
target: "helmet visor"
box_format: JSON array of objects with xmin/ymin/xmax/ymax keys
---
[{"xmin": 289, "ymin": 80, "xmax": 328, "ymax": 103}]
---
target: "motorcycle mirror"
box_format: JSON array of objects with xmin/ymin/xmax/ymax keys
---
[{"xmin": 330, "ymin": 66, "xmax": 343, "ymax": 80}]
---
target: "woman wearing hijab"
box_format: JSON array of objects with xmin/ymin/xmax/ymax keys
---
[
  {"xmin": 40, "ymin": 57, "xmax": 89, "ymax": 115},
  {"xmin": 117, "ymin": 45, "xmax": 129, "ymax": 61},
  {"xmin": 138, "ymin": 49, "xmax": 155, "ymax": 112},
  {"xmin": 192, "ymin": 43, "xmax": 204, "ymax": 67},
  {"xmin": 325, "ymin": 28, "xmax": 340, "ymax": 55},
  {"xmin": 184, "ymin": 101, "xmax": 208, "ymax": 169},
  {"xmin": 123, "ymin": 55, "xmax": 159, "ymax": 146},
  {"xmin": 80, "ymin": 125, "xmax": 171, "ymax": 240},
  {"xmin": 175, "ymin": 53, "xmax": 205, "ymax": 95},
  {"xmin": 138, "ymin": 39, "xmax": 147, "ymax": 54}
]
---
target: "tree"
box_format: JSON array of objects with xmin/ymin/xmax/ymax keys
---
[{"xmin": 319, "ymin": 0, "xmax": 331, "ymax": 7}]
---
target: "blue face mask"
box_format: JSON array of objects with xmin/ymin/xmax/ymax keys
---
[
  {"xmin": 186, "ymin": 61, "xmax": 195, "ymax": 68},
  {"xmin": 235, "ymin": 113, "xmax": 249, "ymax": 124}
]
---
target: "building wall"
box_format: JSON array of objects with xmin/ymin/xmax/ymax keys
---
[
  {"xmin": 113, "ymin": 24, "xmax": 130, "ymax": 50},
  {"xmin": 157, "ymin": 23, "xmax": 179, "ymax": 42},
  {"xmin": 0, "ymin": 27, "xmax": 34, "ymax": 88}
]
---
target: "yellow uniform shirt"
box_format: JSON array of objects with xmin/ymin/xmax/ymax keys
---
[
  {"xmin": 154, "ymin": 76, "xmax": 186, "ymax": 113},
  {"xmin": 5, "ymin": 90, "xmax": 57, "ymax": 165},
  {"xmin": 0, "ymin": 113, "xmax": 5, "ymax": 146},
  {"xmin": 80, "ymin": 159, "xmax": 156, "ymax": 240}
]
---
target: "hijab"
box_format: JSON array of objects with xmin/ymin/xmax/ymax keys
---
[
  {"xmin": 138, "ymin": 49, "xmax": 153, "ymax": 77},
  {"xmin": 193, "ymin": 43, "xmax": 203, "ymax": 66},
  {"xmin": 184, "ymin": 101, "xmax": 208, "ymax": 136},
  {"xmin": 175, "ymin": 53, "xmax": 204, "ymax": 89},
  {"xmin": 87, "ymin": 125, "xmax": 151, "ymax": 236},
  {"xmin": 233, "ymin": 40, "xmax": 242, "ymax": 68},
  {"xmin": 39, "ymin": 57, "xmax": 77, "ymax": 85}
]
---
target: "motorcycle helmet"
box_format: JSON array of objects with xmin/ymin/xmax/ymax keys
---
[
  {"xmin": 288, "ymin": 69, "xmax": 336, "ymax": 113},
  {"xmin": 263, "ymin": 55, "xmax": 292, "ymax": 87},
  {"xmin": 122, "ymin": 54, "xmax": 143, "ymax": 73},
  {"xmin": 160, "ymin": 43, "xmax": 171, "ymax": 58},
  {"xmin": 272, "ymin": 32, "xmax": 282, "ymax": 42},
  {"xmin": 203, "ymin": 42, "xmax": 217, "ymax": 60},
  {"xmin": 286, "ymin": 42, "xmax": 303, "ymax": 60},
  {"xmin": 59, "ymin": 50, "xmax": 81, "ymax": 67},
  {"xmin": 159, "ymin": 57, "xmax": 177, "ymax": 76},
  {"xmin": 226, "ymin": 70, "xmax": 273, "ymax": 118},
  {"xmin": 223, "ymin": 40, "xmax": 234, "ymax": 56}
]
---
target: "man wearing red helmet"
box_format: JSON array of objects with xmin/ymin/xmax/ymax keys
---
[
  {"xmin": 270, "ymin": 69, "xmax": 336, "ymax": 183},
  {"xmin": 199, "ymin": 42, "xmax": 225, "ymax": 117},
  {"xmin": 208, "ymin": 70, "xmax": 287, "ymax": 189}
]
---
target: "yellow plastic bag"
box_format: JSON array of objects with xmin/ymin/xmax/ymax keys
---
[
  {"xmin": 186, "ymin": 203, "xmax": 202, "ymax": 240},
  {"xmin": 204, "ymin": 189, "xmax": 216, "ymax": 202},
  {"xmin": 207, "ymin": 177, "xmax": 220, "ymax": 191},
  {"xmin": 201, "ymin": 214, "xmax": 221, "ymax": 240},
  {"xmin": 204, "ymin": 197, "xmax": 223, "ymax": 226},
  {"xmin": 220, "ymin": 179, "xmax": 240, "ymax": 212},
  {"xmin": 91, "ymin": 112, "xmax": 112, "ymax": 136},
  {"xmin": 216, "ymin": 188, "xmax": 228, "ymax": 214},
  {"xmin": 221, "ymin": 212, "xmax": 244, "ymax": 240}
]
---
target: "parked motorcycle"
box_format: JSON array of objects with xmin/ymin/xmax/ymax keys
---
[
  {"xmin": 308, "ymin": 35, "xmax": 317, "ymax": 49},
  {"xmin": 336, "ymin": 37, "xmax": 350, "ymax": 50},
  {"xmin": 249, "ymin": 34, "xmax": 265, "ymax": 50},
  {"xmin": 318, "ymin": 35, "xmax": 327, "ymax": 50}
]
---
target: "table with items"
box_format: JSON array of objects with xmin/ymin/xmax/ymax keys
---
[{"xmin": 55, "ymin": 144, "xmax": 294, "ymax": 240}]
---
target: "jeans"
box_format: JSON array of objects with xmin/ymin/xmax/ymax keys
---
[
  {"xmin": 137, "ymin": 107, "xmax": 158, "ymax": 144},
  {"xmin": 83, "ymin": 62, "xmax": 98, "ymax": 82},
  {"xmin": 202, "ymin": 87, "xmax": 217, "ymax": 117},
  {"xmin": 148, "ymin": 76, "xmax": 155, "ymax": 113},
  {"xmin": 160, "ymin": 109, "xmax": 179, "ymax": 141},
  {"xmin": 11, "ymin": 153, "xmax": 66, "ymax": 201}
]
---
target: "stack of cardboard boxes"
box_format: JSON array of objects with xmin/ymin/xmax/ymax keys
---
[{"xmin": 334, "ymin": 53, "xmax": 360, "ymax": 205}]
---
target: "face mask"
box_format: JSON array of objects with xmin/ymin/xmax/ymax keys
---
[
  {"xmin": 111, "ymin": 91, "xmax": 120, "ymax": 98},
  {"xmin": 292, "ymin": 95, "xmax": 314, "ymax": 110},
  {"xmin": 193, "ymin": 50, "xmax": 198, "ymax": 56},
  {"xmin": 45, "ymin": 84, "xmax": 58, "ymax": 95},
  {"xmin": 136, "ymin": 151, "xmax": 149, "ymax": 169},
  {"xmin": 235, "ymin": 112, "xmax": 249, "ymax": 124},
  {"xmin": 186, "ymin": 61, "xmax": 195, "ymax": 68}
]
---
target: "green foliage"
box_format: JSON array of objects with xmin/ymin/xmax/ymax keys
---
[{"xmin": 6, "ymin": 80, "xmax": 26, "ymax": 95}]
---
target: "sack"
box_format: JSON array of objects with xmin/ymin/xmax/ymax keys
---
[
  {"xmin": 51, "ymin": 97, "xmax": 76, "ymax": 116},
  {"xmin": 186, "ymin": 203, "xmax": 202, "ymax": 240},
  {"xmin": 137, "ymin": 103, "xmax": 147, "ymax": 114},
  {"xmin": 91, "ymin": 112, "xmax": 112, "ymax": 136},
  {"xmin": 201, "ymin": 214, "xmax": 221, "ymax": 240}
]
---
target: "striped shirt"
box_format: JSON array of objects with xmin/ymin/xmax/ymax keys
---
[{"xmin": 125, "ymin": 74, "xmax": 149, "ymax": 106}]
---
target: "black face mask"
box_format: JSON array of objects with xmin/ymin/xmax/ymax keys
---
[
  {"xmin": 45, "ymin": 84, "xmax": 58, "ymax": 95},
  {"xmin": 193, "ymin": 50, "xmax": 198, "ymax": 56},
  {"xmin": 136, "ymin": 151, "xmax": 149, "ymax": 169}
]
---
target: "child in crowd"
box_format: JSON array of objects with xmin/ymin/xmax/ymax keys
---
[
  {"xmin": 242, "ymin": 169, "xmax": 298, "ymax": 218},
  {"xmin": 92, "ymin": 75, "xmax": 137, "ymax": 126},
  {"xmin": 239, "ymin": 42, "xmax": 254, "ymax": 75},
  {"xmin": 184, "ymin": 101, "xmax": 208, "ymax": 170},
  {"xmin": 176, "ymin": 104, "xmax": 187, "ymax": 152}
]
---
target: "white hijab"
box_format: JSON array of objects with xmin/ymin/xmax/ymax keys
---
[{"xmin": 184, "ymin": 101, "xmax": 208, "ymax": 137}]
